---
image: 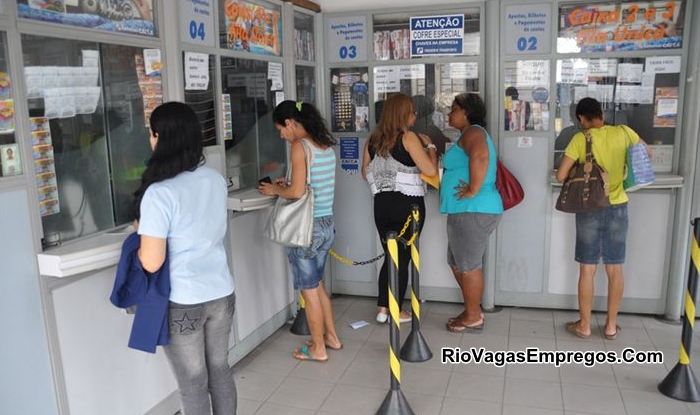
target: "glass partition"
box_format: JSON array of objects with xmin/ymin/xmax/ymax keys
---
[
  {"xmin": 554, "ymin": 56, "xmax": 679, "ymax": 171},
  {"xmin": 503, "ymin": 60, "xmax": 551, "ymax": 132},
  {"xmin": 0, "ymin": 32, "xmax": 20, "ymax": 178},
  {"xmin": 221, "ymin": 57, "xmax": 286, "ymax": 191},
  {"xmin": 21, "ymin": 35, "xmax": 153, "ymax": 246},
  {"xmin": 372, "ymin": 62, "xmax": 479, "ymax": 153}
]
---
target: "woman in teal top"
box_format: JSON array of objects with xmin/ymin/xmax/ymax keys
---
[{"xmin": 441, "ymin": 93, "xmax": 502, "ymax": 333}]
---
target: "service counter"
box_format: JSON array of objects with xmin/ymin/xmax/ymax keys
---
[{"xmin": 330, "ymin": 156, "xmax": 686, "ymax": 317}]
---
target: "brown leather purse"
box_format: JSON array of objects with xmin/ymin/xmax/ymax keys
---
[{"xmin": 555, "ymin": 129, "xmax": 610, "ymax": 213}]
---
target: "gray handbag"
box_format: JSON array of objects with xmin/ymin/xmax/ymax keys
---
[{"xmin": 263, "ymin": 139, "xmax": 314, "ymax": 247}]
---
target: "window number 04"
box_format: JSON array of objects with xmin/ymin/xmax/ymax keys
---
[
  {"xmin": 189, "ymin": 20, "xmax": 206, "ymax": 41},
  {"xmin": 339, "ymin": 45, "xmax": 357, "ymax": 59},
  {"xmin": 517, "ymin": 36, "xmax": 537, "ymax": 52}
]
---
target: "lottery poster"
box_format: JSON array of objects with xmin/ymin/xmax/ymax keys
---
[{"xmin": 330, "ymin": 68, "xmax": 369, "ymax": 133}]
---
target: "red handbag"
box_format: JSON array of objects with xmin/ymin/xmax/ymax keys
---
[{"xmin": 496, "ymin": 159, "xmax": 524, "ymax": 210}]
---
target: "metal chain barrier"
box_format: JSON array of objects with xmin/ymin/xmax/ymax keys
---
[{"xmin": 330, "ymin": 213, "xmax": 417, "ymax": 266}]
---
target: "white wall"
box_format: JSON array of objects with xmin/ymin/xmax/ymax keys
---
[{"xmin": 0, "ymin": 189, "xmax": 58, "ymax": 415}]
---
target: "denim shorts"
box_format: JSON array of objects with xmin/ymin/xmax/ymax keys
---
[
  {"xmin": 287, "ymin": 216, "xmax": 335, "ymax": 290},
  {"xmin": 446, "ymin": 212, "xmax": 501, "ymax": 273},
  {"xmin": 575, "ymin": 203, "xmax": 628, "ymax": 265}
]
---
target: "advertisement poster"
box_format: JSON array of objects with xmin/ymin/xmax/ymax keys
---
[
  {"xmin": 222, "ymin": 0, "xmax": 281, "ymax": 56},
  {"xmin": 330, "ymin": 68, "xmax": 369, "ymax": 133},
  {"xmin": 654, "ymin": 86, "xmax": 678, "ymax": 127},
  {"xmin": 0, "ymin": 143, "xmax": 21, "ymax": 176},
  {"xmin": 18, "ymin": 0, "xmax": 155, "ymax": 37},
  {"xmin": 135, "ymin": 53, "xmax": 163, "ymax": 126},
  {"xmin": 558, "ymin": 1, "xmax": 684, "ymax": 52}
]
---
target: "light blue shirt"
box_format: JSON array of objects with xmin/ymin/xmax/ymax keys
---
[
  {"xmin": 138, "ymin": 165, "xmax": 234, "ymax": 304},
  {"xmin": 308, "ymin": 144, "xmax": 336, "ymax": 218},
  {"xmin": 440, "ymin": 125, "xmax": 503, "ymax": 214}
]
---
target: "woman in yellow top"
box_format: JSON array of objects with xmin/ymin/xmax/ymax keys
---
[{"xmin": 556, "ymin": 97, "xmax": 648, "ymax": 341}]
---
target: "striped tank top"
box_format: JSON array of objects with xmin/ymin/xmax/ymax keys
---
[{"xmin": 307, "ymin": 142, "xmax": 336, "ymax": 218}]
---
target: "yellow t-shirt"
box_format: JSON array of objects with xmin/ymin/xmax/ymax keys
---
[{"xmin": 564, "ymin": 125, "xmax": 640, "ymax": 205}]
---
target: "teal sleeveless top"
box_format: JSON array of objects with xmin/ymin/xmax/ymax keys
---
[{"xmin": 440, "ymin": 125, "xmax": 503, "ymax": 214}]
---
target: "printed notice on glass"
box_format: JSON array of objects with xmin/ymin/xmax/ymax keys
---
[
  {"xmin": 646, "ymin": 56, "xmax": 682, "ymax": 74},
  {"xmin": 327, "ymin": 16, "xmax": 367, "ymax": 63},
  {"xmin": 184, "ymin": 52, "xmax": 209, "ymax": 91},
  {"xmin": 267, "ymin": 62, "xmax": 283, "ymax": 91},
  {"xmin": 504, "ymin": 4, "xmax": 551, "ymax": 55}
]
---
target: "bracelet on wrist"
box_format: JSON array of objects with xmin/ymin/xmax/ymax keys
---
[{"xmin": 425, "ymin": 143, "xmax": 437, "ymax": 150}]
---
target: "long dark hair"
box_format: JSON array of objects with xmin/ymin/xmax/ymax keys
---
[
  {"xmin": 272, "ymin": 100, "xmax": 336, "ymax": 147},
  {"xmin": 133, "ymin": 102, "xmax": 204, "ymax": 219},
  {"xmin": 454, "ymin": 93, "xmax": 487, "ymax": 127},
  {"xmin": 369, "ymin": 93, "xmax": 413, "ymax": 157}
]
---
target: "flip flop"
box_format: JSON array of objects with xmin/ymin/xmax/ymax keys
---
[
  {"xmin": 306, "ymin": 340, "xmax": 344, "ymax": 351},
  {"xmin": 448, "ymin": 312, "xmax": 484, "ymax": 325},
  {"xmin": 604, "ymin": 325, "xmax": 621, "ymax": 340},
  {"xmin": 293, "ymin": 346, "xmax": 328, "ymax": 362},
  {"xmin": 446, "ymin": 320, "xmax": 483, "ymax": 333},
  {"xmin": 565, "ymin": 321, "xmax": 591, "ymax": 339}
]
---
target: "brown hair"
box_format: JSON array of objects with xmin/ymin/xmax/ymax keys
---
[{"xmin": 368, "ymin": 93, "xmax": 413, "ymax": 157}]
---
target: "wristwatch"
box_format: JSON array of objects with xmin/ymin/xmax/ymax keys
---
[{"xmin": 425, "ymin": 143, "xmax": 437, "ymax": 150}]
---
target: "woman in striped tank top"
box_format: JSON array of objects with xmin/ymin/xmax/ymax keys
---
[{"xmin": 259, "ymin": 101, "xmax": 342, "ymax": 362}]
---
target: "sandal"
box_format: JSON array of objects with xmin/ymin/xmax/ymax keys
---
[
  {"xmin": 292, "ymin": 346, "xmax": 328, "ymax": 362},
  {"xmin": 604, "ymin": 325, "xmax": 621, "ymax": 340},
  {"xmin": 446, "ymin": 319, "xmax": 484, "ymax": 333},
  {"xmin": 565, "ymin": 321, "xmax": 591, "ymax": 339},
  {"xmin": 306, "ymin": 340, "xmax": 344, "ymax": 351}
]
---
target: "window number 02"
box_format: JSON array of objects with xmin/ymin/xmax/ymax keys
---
[
  {"xmin": 189, "ymin": 20, "xmax": 206, "ymax": 41},
  {"xmin": 516, "ymin": 36, "xmax": 537, "ymax": 52},
  {"xmin": 339, "ymin": 45, "xmax": 357, "ymax": 60}
]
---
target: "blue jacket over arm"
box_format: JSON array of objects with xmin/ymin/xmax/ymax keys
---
[{"xmin": 110, "ymin": 232, "xmax": 170, "ymax": 353}]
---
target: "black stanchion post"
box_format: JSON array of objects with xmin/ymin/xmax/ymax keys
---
[
  {"xmin": 400, "ymin": 205, "xmax": 432, "ymax": 362},
  {"xmin": 290, "ymin": 291, "xmax": 310, "ymax": 335},
  {"xmin": 659, "ymin": 217, "xmax": 700, "ymax": 401},
  {"xmin": 376, "ymin": 232, "xmax": 416, "ymax": 415}
]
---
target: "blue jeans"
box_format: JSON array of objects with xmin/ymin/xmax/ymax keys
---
[
  {"xmin": 287, "ymin": 216, "xmax": 335, "ymax": 290},
  {"xmin": 575, "ymin": 203, "xmax": 628, "ymax": 265},
  {"xmin": 164, "ymin": 292, "xmax": 237, "ymax": 415}
]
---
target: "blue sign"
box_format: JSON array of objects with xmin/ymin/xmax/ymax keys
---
[
  {"xmin": 340, "ymin": 137, "xmax": 359, "ymax": 174},
  {"xmin": 410, "ymin": 14, "xmax": 464, "ymax": 57}
]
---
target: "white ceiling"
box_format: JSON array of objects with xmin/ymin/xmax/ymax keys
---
[{"xmin": 314, "ymin": 0, "xmax": 472, "ymax": 13}]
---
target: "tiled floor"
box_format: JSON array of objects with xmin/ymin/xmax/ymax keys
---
[{"xmin": 232, "ymin": 296, "xmax": 700, "ymax": 415}]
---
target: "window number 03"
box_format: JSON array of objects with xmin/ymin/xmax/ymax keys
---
[
  {"xmin": 339, "ymin": 45, "xmax": 357, "ymax": 59},
  {"xmin": 516, "ymin": 36, "xmax": 537, "ymax": 52}
]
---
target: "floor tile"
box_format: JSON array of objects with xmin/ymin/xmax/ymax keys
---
[
  {"xmin": 445, "ymin": 372, "xmax": 505, "ymax": 403},
  {"xmin": 561, "ymin": 383, "xmax": 625, "ymax": 415},
  {"xmin": 440, "ymin": 397, "xmax": 502, "ymax": 415},
  {"xmin": 504, "ymin": 378, "xmax": 563, "ymax": 409},
  {"xmin": 319, "ymin": 384, "xmax": 388, "ymax": 415},
  {"xmin": 620, "ymin": 388, "xmax": 693, "ymax": 415},
  {"xmin": 266, "ymin": 377, "xmax": 334, "ymax": 411}
]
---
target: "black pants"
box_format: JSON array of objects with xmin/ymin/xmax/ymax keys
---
[{"xmin": 373, "ymin": 192, "xmax": 425, "ymax": 310}]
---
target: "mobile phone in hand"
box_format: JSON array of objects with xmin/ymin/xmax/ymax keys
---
[{"xmin": 258, "ymin": 176, "xmax": 272, "ymax": 185}]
